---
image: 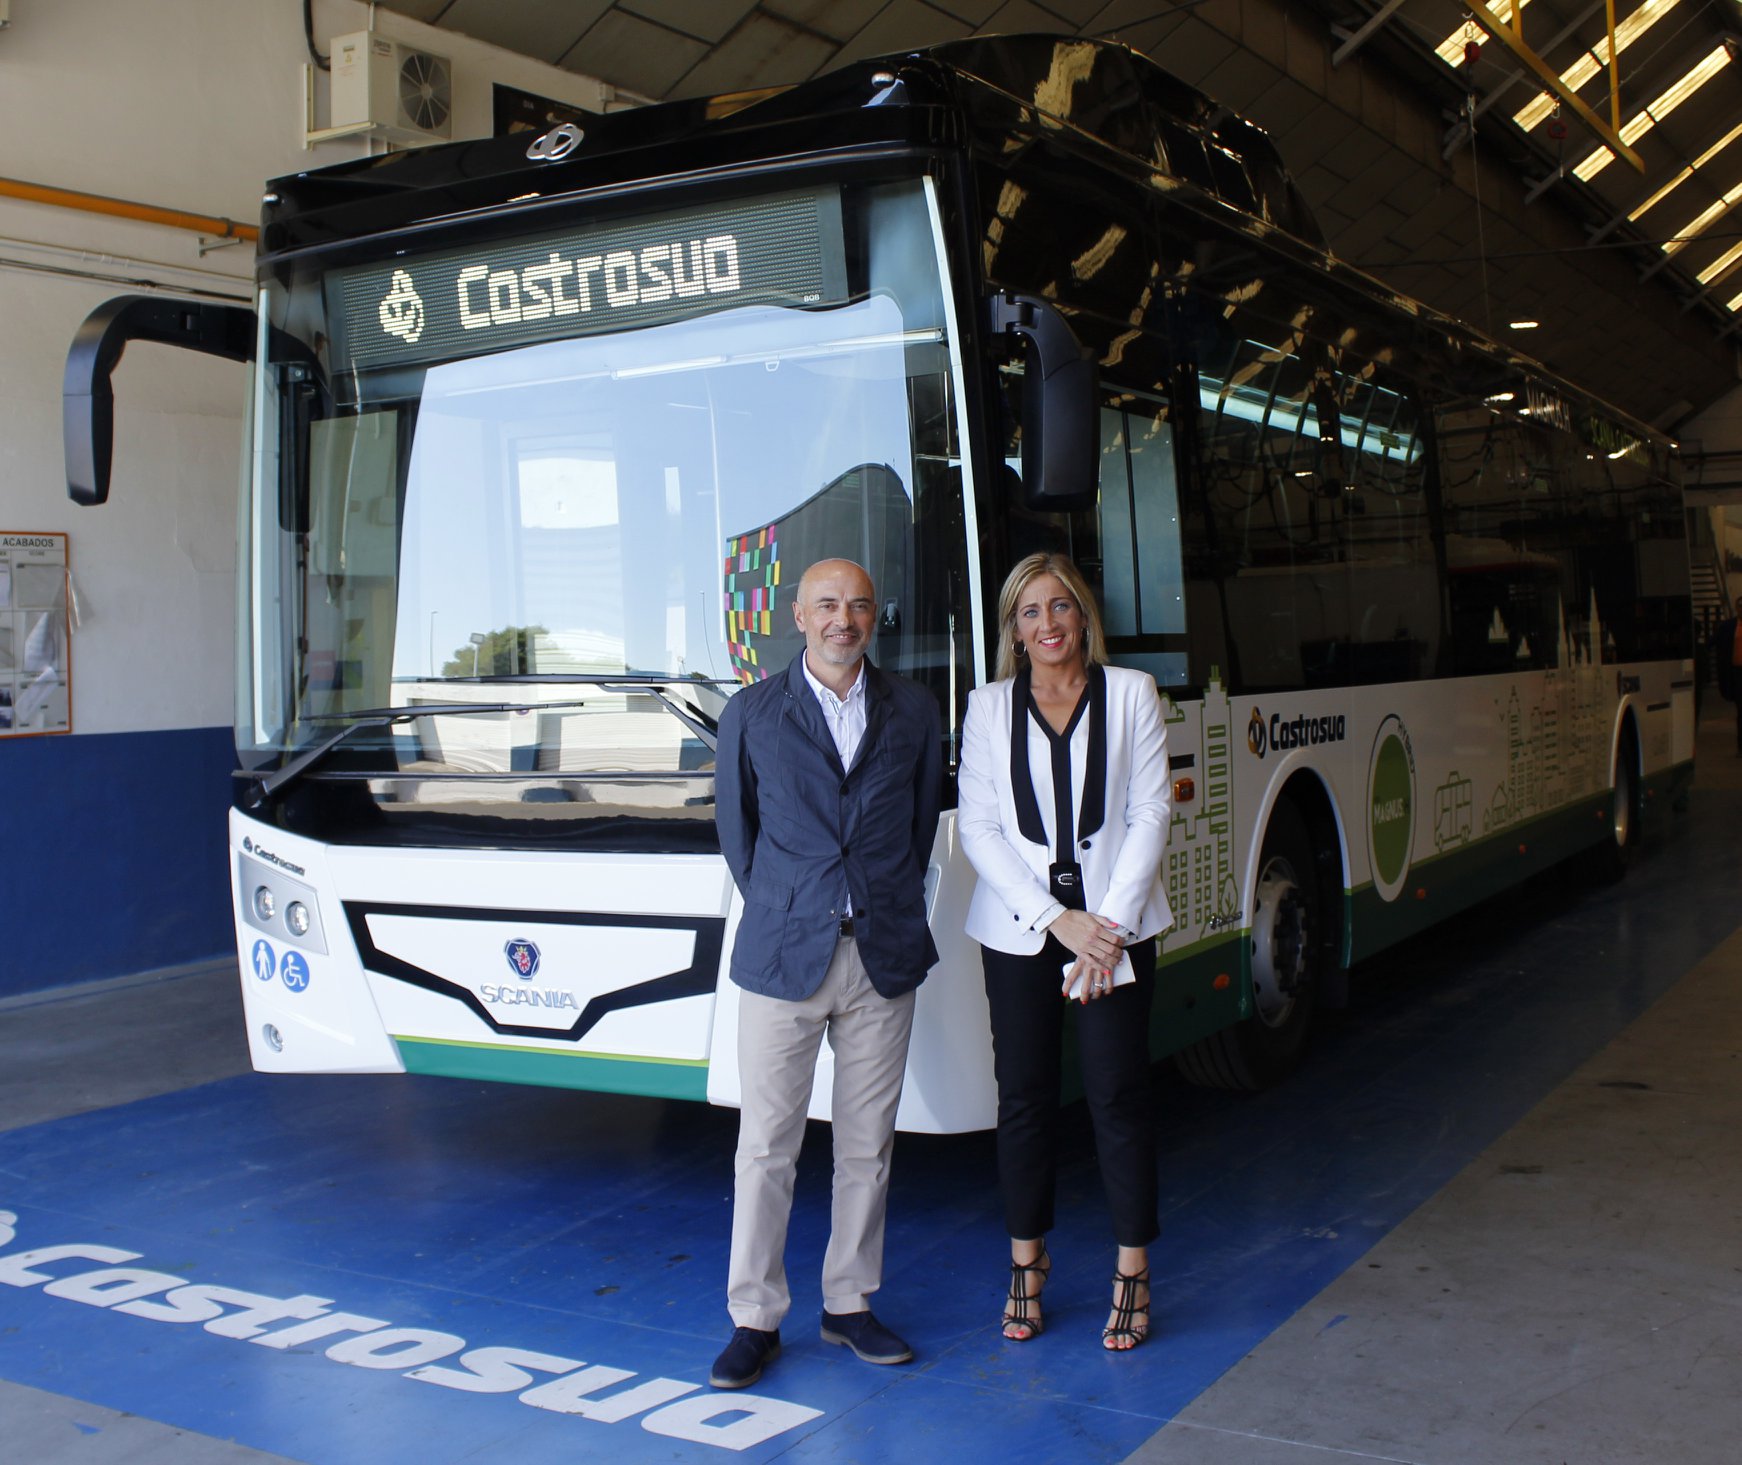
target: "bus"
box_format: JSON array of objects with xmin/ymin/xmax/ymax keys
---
[{"xmin": 65, "ymin": 34, "xmax": 1693, "ymax": 1131}]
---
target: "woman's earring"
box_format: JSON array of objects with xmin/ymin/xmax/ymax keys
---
[{"xmin": 1014, "ymin": 641, "xmax": 1027, "ymax": 656}]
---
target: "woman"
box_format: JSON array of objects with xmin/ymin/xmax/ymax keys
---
[{"xmin": 958, "ymin": 553, "xmax": 1172, "ymax": 1350}]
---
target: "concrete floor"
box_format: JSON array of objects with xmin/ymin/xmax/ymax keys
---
[
  {"xmin": 1140, "ymin": 923, "xmax": 1742, "ymax": 1465},
  {"xmin": 1137, "ymin": 707, "xmax": 1742, "ymax": 1464},
  {"xmin": 4, "ymin": 705, "xmax": 1740, "ymax": 1464}
]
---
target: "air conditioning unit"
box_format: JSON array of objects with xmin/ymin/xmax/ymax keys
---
[{"xmin": 329, "ymin": 31, "xmax": 453, "ymax": 141}]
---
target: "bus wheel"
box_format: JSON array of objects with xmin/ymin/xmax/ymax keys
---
[
  {"xmin": 1175, "ymin": 800, "xmax": 1320, "ymax": 1091},
  {"xmin": 1590, "ymin": 723, "xmax": 1641, "ymax": 883}
]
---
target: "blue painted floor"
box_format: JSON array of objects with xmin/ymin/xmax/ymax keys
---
[{"xmin": 3, "ymin": 782, "xmax": 1740, "ymax": 1463}]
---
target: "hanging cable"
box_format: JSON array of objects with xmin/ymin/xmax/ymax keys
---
[
  {"xmin": 303, "ymin": 0, "xmax": 329, "ymax": 71},
  {"xmin": 1465, "ymin": 95, "xmax": 1495, "ymax": 338}
]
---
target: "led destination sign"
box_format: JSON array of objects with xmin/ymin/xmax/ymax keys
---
[{"xmin": 331, "ymin": 188, "xmax": 847, "ymax": 370}]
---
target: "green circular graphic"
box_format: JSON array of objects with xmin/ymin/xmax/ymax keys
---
[{"xmin": 1369, "ymin": 725, "xmax": 1414, "ymax": 892}]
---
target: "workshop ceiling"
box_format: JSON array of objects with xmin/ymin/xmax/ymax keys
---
[{"xmin": 370, "ymin": 0, "xmax": 1742, "ymax": 432}]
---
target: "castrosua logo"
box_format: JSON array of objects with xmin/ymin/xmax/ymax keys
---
[
  {"xmin": 379, "ymin": 269, "xmax": 425, "ymax": 343},
  {"xmin": 1367, "ymin": 714, "xmax": 1416, "ymax": 903},
  {"xmin": 1247, "ymin": 706, "xmax": 1346, "ymax": 760},
  {"xmin": 0, "ymin": 1208, "xmax": 820, "ymax": 1449}
]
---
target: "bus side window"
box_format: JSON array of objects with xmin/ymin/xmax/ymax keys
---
[
  {"xmin": 1439, "ymin": 404, "xmax": 1561, "ymax": 675},
  {"xmin": 1097, "ymin": 391, "xmax": 1188, "ymax": 685},
  {"xmin": 1557, "ymin": 417, "xmax": 1686, "ymax": 664},
  {"xmin": 1197, "ymin": 330, "xmax": 1348, "ymax": 690},
  {"xmin": 1511, "ymin": 421, "xmax": 1568, "ymax": 671},
  {"xmin": 1340, "ymin": 370, "xmax": 1435, "ymax": 683}
]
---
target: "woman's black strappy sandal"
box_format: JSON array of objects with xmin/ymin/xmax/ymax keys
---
[
  {"xmin": 1102, "ymin": 1267, "xmax": 1150, "ymax": 1350},
  {"xmin": 1001, "ymin": 1246, "xmax": 1051, "ymax": 1341}
]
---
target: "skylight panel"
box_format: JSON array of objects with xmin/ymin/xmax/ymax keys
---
[
  {"xmin": 1512, "ymin": 0, "xmax": 1681, "ymax": 132},
  {"xmin": 1695, "ymin": 239, "xmax": 1742, "ymax": 286},
  {"xmin": 1662, "ymin": 174, "xmax": 1742, "ymax": 254},
  {"xmin": 1634, "ymin": 118, "xmax": 1742, "ymax": 224},
  {"xmin": 1573, "ymin": 44, "xmax": 1732, "ymax": 181}
]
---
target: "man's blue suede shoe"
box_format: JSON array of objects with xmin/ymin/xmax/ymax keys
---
[
  {"xmin": 819, "ymin": 1309, "xmax": 913, "ymax": 1365},
  {"xmin": 710, "ymin": 1326, "xmax": 780, "ymax": 1389}
]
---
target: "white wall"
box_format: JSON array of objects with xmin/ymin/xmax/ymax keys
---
[{"xmin": 0, "ymin": 0, "xmax": 620, "ymax": 736}]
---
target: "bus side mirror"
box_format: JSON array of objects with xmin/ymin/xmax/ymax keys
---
[
  {"xmin": 65, "ymin": 295, "xmax": 256, "ymax": 505},
  {"xmin": 986, "ymin": 291, "xmax": 1098, "ymax": 514}
]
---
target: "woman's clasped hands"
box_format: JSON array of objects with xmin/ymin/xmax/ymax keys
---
[{"xmin": 1050, "ymin": 908, "xmax": 1126, "ymax": 1003}]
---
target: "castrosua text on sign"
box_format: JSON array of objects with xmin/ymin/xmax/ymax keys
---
[
  {"xmin": 331, "ymin": 187, "xmax": 847, "ymax": 372},
  {"xmin": 0, "ymin": 1208, "xmax": 820, "ymax": 1451}
]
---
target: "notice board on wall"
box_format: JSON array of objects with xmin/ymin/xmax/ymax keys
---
[{"xmin": 0, "ymin": 532, "xmax": 71, "ymax": 737}]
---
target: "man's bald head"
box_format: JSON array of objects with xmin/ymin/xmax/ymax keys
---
[
  {"xmin": 794, "ymin": 559, "xmax": 876, "ymax": 692},
  {"xmin": 797, "ymin": 559, "xmax": 875, "ymax": 606}
]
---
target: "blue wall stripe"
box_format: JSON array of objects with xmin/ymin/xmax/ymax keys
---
[{"xmin": 0, "ymin": 725, "xmax": 234, "ymax": 998}]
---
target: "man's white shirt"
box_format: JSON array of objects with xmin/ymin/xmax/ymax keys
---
[
  {"xmin": 801, "ymin": 655, "xmax": 867, "ymax": 770},
  {"xmin": 802, "ymin": 655, "xmax": 867, "ymax": 918}
]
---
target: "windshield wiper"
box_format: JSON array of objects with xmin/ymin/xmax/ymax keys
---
[
  {"xmin": 259, "ymin": 700, "xmax": 580, "ymax": 798},
  {"xmin": 257, "ymin": 681, "xmax": 725, "ymax": 799},
  {"xmin": 440, "ymin": 673, "xmax": 728, "ymax": 742}
]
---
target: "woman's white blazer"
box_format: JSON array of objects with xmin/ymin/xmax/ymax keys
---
[{"xmin": 958, "ymin": 663, "xmax": 1173, "ymax": 955}]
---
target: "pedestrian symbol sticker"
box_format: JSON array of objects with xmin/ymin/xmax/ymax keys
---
[
  {"xmin": 252, "ymin": 939, "xmax": 276, "ymax": 983},
  {"xmin": 280, "ymin": 951, "xmax": 311, "ymax": 993}
]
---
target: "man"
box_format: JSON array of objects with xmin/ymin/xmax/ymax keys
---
[{"xmin": 710, "ymin": 558, "xmax": 943, "ymax": 1390}]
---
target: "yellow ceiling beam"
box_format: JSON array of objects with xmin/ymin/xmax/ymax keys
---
[{"xmin": 1467, "ymin": 2, "xmax": 1645, "ymax": 172}]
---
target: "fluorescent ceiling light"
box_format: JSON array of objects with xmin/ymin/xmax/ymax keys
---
[
  {"xmin": 1637, "ymin": 119, "xmax": 1742, "ymax": 227},
  {"xmin": 1508, "ymin": 319, "xmax": 1541, "ymax": 329},
  {"xmin": 1661, "ymin": 170, "xmax": 1742, "ymax": 255},
  {"xmin": 1512, "ymin": 0, "xmax": 1681, "ymax": 132},
  {"xmin": 1574, "ymin": 44, "xmax": 1732, "ymax": 181},
  {"xmin": 1696, "ymin": 239, "xmax": 1742, "ymax": 286}
]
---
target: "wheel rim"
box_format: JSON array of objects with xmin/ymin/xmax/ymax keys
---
[{"xmin": 1250, "ymin": 855, "xmax": 1310, "ymax": 1029}]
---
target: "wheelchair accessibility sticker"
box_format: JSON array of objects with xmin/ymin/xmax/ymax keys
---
[{"xmin": 280, "ymin": 951, "xmax": 311, "ymax": 993}]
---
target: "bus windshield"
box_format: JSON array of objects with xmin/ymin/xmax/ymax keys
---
[{"xmin": 240, "ymin": 179, "xmax": 969, "ymax": 781}]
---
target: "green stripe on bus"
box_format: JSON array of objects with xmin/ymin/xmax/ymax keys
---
[
  {"xmin": 1346, "ymin": 758, "xmax": 1693, "ymax": 960},
  {"xmin": 1151, "ymin": 934, "xmax": 1249, "ymax": 1055},
  {"xmin": 394, "ymin": 1037, "xmax": 710, "ymax": 1100}
]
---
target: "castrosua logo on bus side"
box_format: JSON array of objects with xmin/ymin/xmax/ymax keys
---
[
  {"xmin": 1367, "ymin": 714, "xmax": 1417, "ymax": 902},
  {"xmin": 1246, "ymin": 706, "xmax": 1346, "ymax": 760}
]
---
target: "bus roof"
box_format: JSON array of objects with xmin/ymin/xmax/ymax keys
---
[
  {"xmin": 259, "ymin": 33, "xmax": 1669, "ymax": 451},
  {"xmin": 262, "ymin": 35, "xmax": 1319, "ymax": 256}
]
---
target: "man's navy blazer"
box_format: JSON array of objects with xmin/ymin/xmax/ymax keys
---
[{"xmin": 715, "ymin": 654, "xmax": 943, "ymax": 1001}]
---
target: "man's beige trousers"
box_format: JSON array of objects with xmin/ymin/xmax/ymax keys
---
[{"xmin": 726, "ymin": 936, "xmax": 917, "ymax": 1330}]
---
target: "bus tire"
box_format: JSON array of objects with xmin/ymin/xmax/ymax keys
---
[
  {"xmin": 1174, "ymin": 799, "xmax": 1320, "ymax": 1091},
  {"xmin": 1589, "ymin": 722, "xmax": 1641, "ymax": 883}
]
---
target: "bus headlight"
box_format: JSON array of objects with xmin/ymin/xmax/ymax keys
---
[
  {"xmin": 253, "ymin": 886, "xmax": 276, "ymax": 921},
  {"xmin": 286, "ymin": 901, "xmax": 311, "ymax": 937}
]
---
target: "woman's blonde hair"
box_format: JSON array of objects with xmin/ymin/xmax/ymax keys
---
[{"xmin": 993, "ymin": 552, "xmax": 1108, "ymax": 682}]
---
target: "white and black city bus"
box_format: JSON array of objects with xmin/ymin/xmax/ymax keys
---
[{"xmin": 66, "ymin": 35, "xmax": 1692, "ymax": 1131}]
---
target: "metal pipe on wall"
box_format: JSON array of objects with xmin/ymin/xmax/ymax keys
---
[{"xmin": 0, "ymin": 176, "xmax": 258, "ymax": 243}]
